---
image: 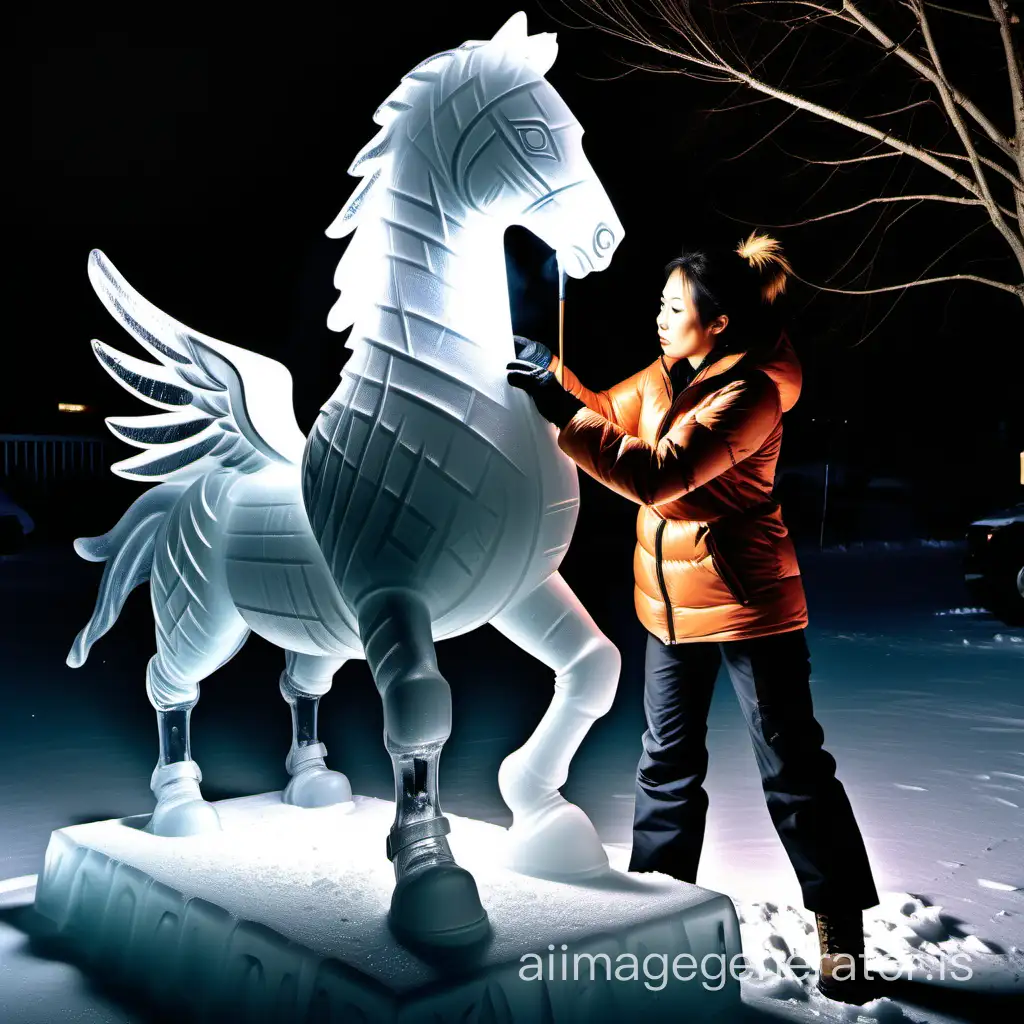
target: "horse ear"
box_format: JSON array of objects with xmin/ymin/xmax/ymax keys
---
[
  {"xmin": 525, "ymin": 32, "xmax": 558, "ymax": 74},
  {"xmin": 492, "ymin": 11, "xmax": 529, "ymax": 48}
]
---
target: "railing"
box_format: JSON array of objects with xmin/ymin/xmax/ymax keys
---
[{"xmin": 0, "ymin": 435, "xmax": 110, "ymax": 486}]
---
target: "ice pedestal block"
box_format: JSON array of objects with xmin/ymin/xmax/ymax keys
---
[{"xmin": 34, "ymin": 794, "xmax": 742, "ymax": 1023}]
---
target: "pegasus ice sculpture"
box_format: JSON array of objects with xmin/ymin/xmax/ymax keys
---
[{"xmin": 67, "ymin": 11, "xmax": 624, "ymax": 948}]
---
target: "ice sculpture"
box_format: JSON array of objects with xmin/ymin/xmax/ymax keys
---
[{"xmin": 67, "ymin": 11, "xmax": 624, "ymax": 949}]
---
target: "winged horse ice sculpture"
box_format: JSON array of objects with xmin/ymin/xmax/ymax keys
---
[{"xmin": 67, "ymin": 11, "xmax": 624, "ymax": 947}]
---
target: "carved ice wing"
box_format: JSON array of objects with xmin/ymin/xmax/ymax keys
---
[{"xmin": 88, "ymin": 249, "xmax": 306, "ymax": 481}]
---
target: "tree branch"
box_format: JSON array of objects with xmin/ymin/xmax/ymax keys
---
[
  {"xmin": 790, "ymin": 269, "xmax": 1022, "ymax": 298},
  {"xmin": 799, "ymin": 218, "xmax": 1024, "ymax": 344},
  {"xmin": 773, "ymin": 147, "xmax": 903, "ymax": 166},
  {"xmin": 921, "ymin": 146, "xmax": 1024, "ymax": 192},
  {"xmin": 989, "ymin": 0, "xmax": 1024, "ymax": 226},
  {"xmin": 826, "ymin": 193, "xmax": 926, "ymax": 286},
  {"xmin": 575, "ymin": 0, "xmax": 985, "ymax": 198},
  {"xmin": 741, "ymin": 192, "xmax": 1018, "ymax": 228},
  {"xmin": 770, "ymin": 138, "xmax": 1024, "ymax": 195},
  {"xmin": 861, "ymin": 98, "xmax": 939, "ymax": 119},
  {"xmin": 842, "ymin": 0, "xmax": 1015, "ymax": 159},
  {"xmin": 924, "ymin": 2, "xmax": 997, "ymax": 23},
  {"xmin": 721, "ymin": 106, "xmax": 802, "ymax": 160},
  {"xmin": 572, "ymin": 0, "xmax": 1024, "ymax": 306},
  {"xmin": 912, "ymin": 0, "xmax": 1024, "ymax": 270},
  {"xmin": 773, "ymin": 140, "xmax": 1024, "ymax": 193},
  {"xmin": 738, "ymin": 2, "xmax": 859, "ymax": 30}
]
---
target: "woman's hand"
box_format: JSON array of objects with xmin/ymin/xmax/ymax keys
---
[
  {"xmin": 513, "ymin": 335, "xmax": 554, "ymax": 374},
  {"xmin": 506, "ymin": 359, "xmax": 584, "ymax": 428}
]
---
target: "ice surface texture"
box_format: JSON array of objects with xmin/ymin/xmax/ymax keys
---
[
  {"xmin": 33, "ymin": 796, "xmax": 742, "ymax": 1024},
  {"xmin": 67, "ymin": 11, "xmax": 628, "ymax": 948}
]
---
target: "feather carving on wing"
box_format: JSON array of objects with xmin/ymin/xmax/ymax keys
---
[{"xmin": 87, "ymin": 250, "xmax": 306, "ymax": 482}]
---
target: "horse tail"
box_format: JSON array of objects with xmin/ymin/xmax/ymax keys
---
[{"xmin": 66, "ymin": 484, "xmax": 184, "ymax": 668}]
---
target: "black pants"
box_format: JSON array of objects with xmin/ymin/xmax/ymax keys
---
[{"xmin": 627, "ymin": 628, "xmax": 879, "ymax": 912}]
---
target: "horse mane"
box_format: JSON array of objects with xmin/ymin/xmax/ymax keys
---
[
  {"xmin": 332, "ymin": 48, "xmax": 471, "ymax": 238},
  {"xmin": 326, "ymin": 15, "xmax": 557, "ymax": 333}
]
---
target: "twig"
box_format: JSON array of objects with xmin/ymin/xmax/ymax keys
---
[
  {"xmin": 736, "ymin": 193, "xmax": 1018, "ymax": 228},
  {"xmin": 923, "ymin": 2, "xmax": 997, "ymax": 23},
  {"xmin": 791, "ymin": 270, "xmax": 1022, "ymax": 297}
]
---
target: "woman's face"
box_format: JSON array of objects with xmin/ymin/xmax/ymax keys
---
[{"xmin": 657, "ymin": 269, "xmax": 727, "ymax": 368}]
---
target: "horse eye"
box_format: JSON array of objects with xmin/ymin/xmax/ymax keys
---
[{"xmin": 513, "ymin": 120, "xmax": 556, "ymax": 157}]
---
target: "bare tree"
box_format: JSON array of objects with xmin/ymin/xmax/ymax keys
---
[{"xmin": 570, "ymin": 0, "xmax": 1024, "ymax": 310}]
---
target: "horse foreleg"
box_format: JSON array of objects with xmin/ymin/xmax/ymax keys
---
[
  {"xmin": 280, "ymin": 651, "xmax": 354, "ymax": 808},
  {"xmin": 357, "ymin": 588, "xmax": 488, "ymax": 948},
  {"xmin": 490, "ymin": 571, "xmax": 620, "ymax": 880}
]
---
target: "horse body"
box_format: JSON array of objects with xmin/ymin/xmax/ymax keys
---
[
  {"xmin": 194, "ymin": 371, "xmax": 574, "ymax": 657},
  {"xmin": 69, "ymin": 12, "xmax": 624, "ymax": 948},
  {"xmin": 303, "ymin": 357, "xmax": 578, "ymax": 639}
]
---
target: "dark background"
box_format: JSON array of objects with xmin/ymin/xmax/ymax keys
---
[
  {"xmin": 3, "ymin": 0, "xmax": 1023, "ymax": 549},
  {"xmin": 2, "ymin": 12, "xmax": 1024, "ymax": 1021}
]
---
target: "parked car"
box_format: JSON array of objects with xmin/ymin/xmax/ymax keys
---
[
  {"xmin": 964, "ymin": 502, "xmax": 1024, "ymax": 624},
  {"xmin": 0, "ymin": 487, "xmax": 35, "ymax": 554}
]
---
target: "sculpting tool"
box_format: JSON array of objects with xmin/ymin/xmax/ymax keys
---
[{"xmin": 556, "ymin": 255, "xmax": 566, "ymax": 386}]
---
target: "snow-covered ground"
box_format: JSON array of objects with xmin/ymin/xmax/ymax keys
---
[{"xmin": 1, "ymin": 538, "xmax": 1022, "ymax": 1023}]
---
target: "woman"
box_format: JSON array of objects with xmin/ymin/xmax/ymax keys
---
[{"xmin": 506, "ymin": 232, "xmax": 879, "ymax": 1004}]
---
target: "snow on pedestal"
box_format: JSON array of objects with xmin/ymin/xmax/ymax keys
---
[{"xmin": 33, "ymin": 794, "xmax": 742, "ymax": 1023}]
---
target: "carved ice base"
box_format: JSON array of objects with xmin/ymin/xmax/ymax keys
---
[{"xmin": 34, "ymin": 794, "xmax": 742, "ymax": 1023}]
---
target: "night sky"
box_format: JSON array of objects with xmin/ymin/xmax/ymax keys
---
[
  {"xmin": 7, "ymin": 0, "xmax": 1024, "ymax": 535},
  {"xmin": 6, "ymin": 11, "xmax": 1024, "ymax": 1017}
]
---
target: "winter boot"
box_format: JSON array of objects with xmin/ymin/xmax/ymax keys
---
[{"xmin": 815, "ymin": 909, "xmax": 872, "ymax": 1004}]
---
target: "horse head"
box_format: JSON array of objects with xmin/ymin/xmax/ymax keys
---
[
  {"xmin": 327, "ymin": 11, "xmax": 623, "ymax": 342},
  {"xmin": 439, "ymin": 11, "xmax": 624, "ymax": 279}
]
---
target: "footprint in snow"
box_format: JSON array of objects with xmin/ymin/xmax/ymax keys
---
[
  {"xmin": 746, "ymin": 972, "xmax": 807, "ymax": 1003},
  {"xmin": 963, "ymin": 933, "xmax": 1003, "ymax": 954},
  {"xmin": 837, "ymin": 998, "xmax": 908, "ymax": 1022},
  {"xmin": 978, "ymin": 877, "xmax": 1019, "ymax": 890},
  {"xmin": 980, "ymin": 794, "xmax": 1020, "ymax": 808}
]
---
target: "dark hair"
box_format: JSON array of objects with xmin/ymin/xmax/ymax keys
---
[{"xmin": 664, "ymin": 231, "xmax": 791, "ymax": 353}]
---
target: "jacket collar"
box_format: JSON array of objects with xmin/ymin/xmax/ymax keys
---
[{"xmin": 657, "ymin": 330, "xmax": 802, "ymax": 412}]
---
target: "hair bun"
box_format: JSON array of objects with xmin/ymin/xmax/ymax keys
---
[{"xmin": 736, "ymin": 231, "xmax": 791, "ymax": 304}]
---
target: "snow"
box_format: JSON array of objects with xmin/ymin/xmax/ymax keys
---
[{"xmin": 2, "ymin": 539, "xmax": 1024, "ymax": 1022}]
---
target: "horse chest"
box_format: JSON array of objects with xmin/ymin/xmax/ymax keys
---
[{"xmin": 301, "ymin": 376, "xmax": 579, "ymax": 622}]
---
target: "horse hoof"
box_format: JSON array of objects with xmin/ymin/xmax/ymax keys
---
[
  {"xmin": 497, "ymin": 749, "xmax": 549, "ymax": 813},
  {"xmin": 504, "ymin": 798, "xmax": 609, "ymax": 881},
  {"xmin": 390, "ymin": 863, "xmax": 489, "ymax": 949},
  {"xmin": 283, "ymin": 768, "xmax": 354, "ymax": 809},
  {"xmin": 148, "ymin": 799, "xmax": 222, "ymax": 837}
]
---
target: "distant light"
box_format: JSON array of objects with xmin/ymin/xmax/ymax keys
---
[{"xmin": 58, "ymin": 403, "xmax": 89, "ymax": 413}]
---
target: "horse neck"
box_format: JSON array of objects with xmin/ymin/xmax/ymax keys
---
[{"xmin": 342, "ymin": 159, "xmax": 514, "ymax": 401}]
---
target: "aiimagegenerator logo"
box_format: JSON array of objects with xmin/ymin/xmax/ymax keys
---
[
  {"xmin": 518, "ymin": 943, "xmax": 739, "ymax": 992},
  {"xmin": 518, "ymin": 942, "xmax": 976, "ymax": 991}
]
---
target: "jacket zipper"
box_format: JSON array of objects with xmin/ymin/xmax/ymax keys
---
[
  {"xmin": 655, "ymin": 358, "xmax": 678, "ymax": 642},
  {"xmin": 653, "ymin": 352, "xmax": 751, "ymax": 634},
  {"xmin": 656, "ymin": 360, "xmax": 682, "ymax": 441},
  {"xmin": 705, "ymin": 529, "xmax": 750, "ymax": 606},
  {"xmin": 655, "ymin": 518, "xmax": 675, "ymax": 642},
  {"xmin": 656, "ymin": 351, "xmax": 715, "ymax": 441}
]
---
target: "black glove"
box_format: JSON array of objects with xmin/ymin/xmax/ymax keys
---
[
  {"xmin": 513, "ymin": 335, "xmax": 554, "ymax": 376},
  {"xmin": 506, "ymin": 359, "xmax": 584, "ymax": 428}
]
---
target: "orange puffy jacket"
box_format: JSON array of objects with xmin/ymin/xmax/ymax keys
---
[{"xmin": 552, "ymin": 331, "xmax": 809, "ymax": 644}]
